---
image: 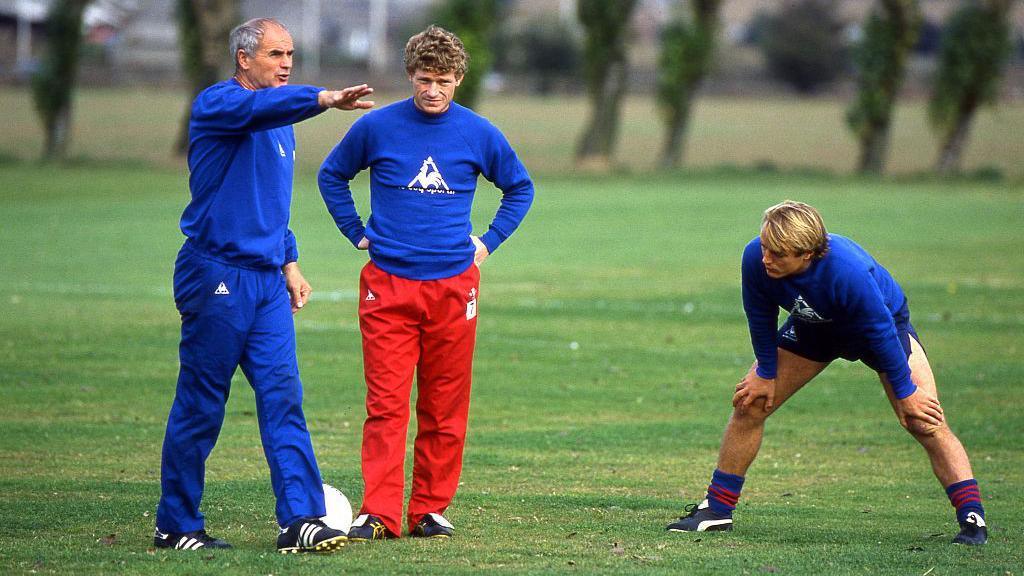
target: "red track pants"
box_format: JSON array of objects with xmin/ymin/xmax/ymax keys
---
[{"xmin": 357, "ymin": 261, "xmax": 480, "ymax": 536}]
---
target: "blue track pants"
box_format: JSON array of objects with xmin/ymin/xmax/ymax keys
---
[{"xmin": 156, "ymin": 245, "xmax": 325, "ymax": 532}]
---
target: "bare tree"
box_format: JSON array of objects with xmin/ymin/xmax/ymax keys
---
[
  {"xmin": 657, "ymin": 0, "xmax": 721, "ymax": 169},
  {"xmin": 32, "ymin": 0, "xmax": 90, "ymax": 162},
  {"xmin": 173, "ymin": 0, "xmax": 239, "ymax": 156},
  {"xmin": 575, "ymin": 0, "xmax": 638, "ymax": 171}
]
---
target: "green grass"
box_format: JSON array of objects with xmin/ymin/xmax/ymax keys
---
[
  {"xmin": 1, "ymin": 87, "xmax": 1023, "ymax": 177},
  {"xmin": 0, "ymin": 161, "xmax": 1021, "ymax": 574}
]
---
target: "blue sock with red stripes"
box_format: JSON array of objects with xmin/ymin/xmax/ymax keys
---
[
  {"xmin": 706, "ymin": 469, "xmax": 744, "ymax": 517},
  {"xmin": 945, "ymin": 478, "xmax": 984, "ymax": 524}
]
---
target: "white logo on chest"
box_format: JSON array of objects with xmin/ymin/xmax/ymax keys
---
[
  {"xmin": 790, "ymin": 295, "xmax": 830, "ymax": 323},
  {"xmin": 407, "ymin": 156, "xmax": 452, "ymax": 194}
]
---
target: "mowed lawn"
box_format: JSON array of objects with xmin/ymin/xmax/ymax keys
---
[{"xmin": 0, "ymin": 161, "xmax": 1021, "ymax": 575}]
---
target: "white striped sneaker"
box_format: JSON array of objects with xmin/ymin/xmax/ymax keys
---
[
  {"xmin": 666, "ymin": 499, "xmax": 734, "ymax": 532},
  {"xmin": 153, "ymin": 528, "xmax": 232, "ymax": 550},
  {"xmin": 277, "ymin": 518, "xmax": 347, "ymax": 554}
]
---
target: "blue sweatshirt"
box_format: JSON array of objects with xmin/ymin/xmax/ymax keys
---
[
  {"xmin": 318, "ymin": 98, "xmax": 534, "ymax": 280},
  {"xmin": 180, "ymin": 78, "xmax": 325, "ymax": 269},
  {"xmin": 741, "ymin": 234, "xmax": 915, "ymax": 398}
]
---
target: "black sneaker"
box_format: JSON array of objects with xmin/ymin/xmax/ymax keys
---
[
  {"xmin": 277, "ymin": 518, "xmax": 346, "ymax": 554},
  {"xmin": 348, "ymin": 514, "xmax": 394, "ymax": 541},
  {"xmin": 667, "ymin": 499, "xmax": 734, "ymax": 532},
  {"xmin": 411, "ymin": 513, "xmax": 454, "ymax": 539},
  {"xmin": 153, "ymin": 528, "xmax": 232, "ymax": 550},
  {"xmin": 952, "ymin": 512, "xmax": 988, "ymax": 545}
]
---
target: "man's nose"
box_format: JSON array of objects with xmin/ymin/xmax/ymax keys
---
[{"xmin": 282, "ymin": 55, "xmax": 292, "ymax": 69}]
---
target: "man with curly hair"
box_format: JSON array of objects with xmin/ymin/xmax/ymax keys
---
[
  {"xmin": 666, "ymin": 201, "xmax": 987, "ymax": 546},
  {"xmin": 318, "ymin": 25, "xmax": 535, "ymax": 540}
]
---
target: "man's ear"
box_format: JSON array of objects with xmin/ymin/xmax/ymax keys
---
[
  {"xmin": 455, "ymin": 75, "xmax": 464, "ymax": 87},
  {"xmin": 237, "ymin": 50, "xmax": 250, "ymax": 71}
]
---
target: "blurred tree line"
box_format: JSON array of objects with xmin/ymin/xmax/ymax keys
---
[{"xmin": 30, "ymin": 0, "xmax": 1019, "ymax": 177}]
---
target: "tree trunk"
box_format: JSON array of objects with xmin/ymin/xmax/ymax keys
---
[
  {"xmin": 857, "ymin": 118, "xmax": 891, "ymax": 174},
  {"xmin": 576, "ymin": 57, "xmax": 628, "ymax": 170},
  {"xmin": 173, "ymin": 0, "xmax": 239, "ymax": 156},
  {"xmin": 935, "ymin": 104, "xmax": 976, "ymax": 175},
  {"xmin": 44, "ymin": 105, "xmax": 71, "ymax": 160},
  {"xmin": 659, "ymin": 91, "xmax": 694, "ymax": 169}
]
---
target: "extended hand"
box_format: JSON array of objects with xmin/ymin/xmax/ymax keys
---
[
  {"xmin": 319, "ymin": 84, "xmax": 375, "ymax": 110},
  {"xmin": 896, "ymin": 387, "xmax": 944, "ymax": 428},
  {"xmin": 733, "ymin": 371, "xmax": 777, "ymax": 412},
  {"xmin": 471, "ymin": 235, "xmax": 489, "ymax": 267},
  {"xmin": 282, "ymin": 262, "xmax": 312, "ymax": 314}
]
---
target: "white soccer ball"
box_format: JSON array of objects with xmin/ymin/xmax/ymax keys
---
[{"xmin": 321, "ymin": 483, "xmax": 353, "ymax": 533}]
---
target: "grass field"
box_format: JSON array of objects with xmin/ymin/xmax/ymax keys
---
[
  {"xmin": 1, "ymin": 87, "xmax": 1023, "ymax": 177},
  {"xmin": 0, "ymin": 156, "xmax": 1022, "ymax": 574}
]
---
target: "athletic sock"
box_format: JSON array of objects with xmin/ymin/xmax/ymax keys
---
[
  {"xmin": 945, "ymin": 478, "xmax": 984, "ymax": 524},
  {"xmin": 706, "ymin": 469, "xmax": 744, "ymax": 517}
]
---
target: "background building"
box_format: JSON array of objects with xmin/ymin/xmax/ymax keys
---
[{"xmin": 2, "ymin": 0, "xmax": 1023, "ymax": 96}]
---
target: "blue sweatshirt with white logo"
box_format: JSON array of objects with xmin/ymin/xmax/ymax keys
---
[
  {"xmin": 741, "ymin": 234, "xmax": 915, "ymax": 398},
  {"xmin": 180, "ymin": 78, "xmax": 325, "ymax": 269},
  {"xmin": 318, "ymin": 98, "xmax": 535, "ymax": 280}
]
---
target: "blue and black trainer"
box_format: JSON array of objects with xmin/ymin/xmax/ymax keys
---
[
  {"xmin": 276, "ymin": 517, "xmax": 346, "ymax": 554},
  {"xmin": 412, "ymin": 513, "xmax": 454, "ymax": 539},
  {"xmin": 348, "ymin": 514, "xmax": 395, "ymax": 541},
  {"xmin": 952, "ymin": 512, "xmax": 988, "ymax": 545},
  {"xmin": 666, "ymin": 499, "xmax": 734, "ymax": 532}
]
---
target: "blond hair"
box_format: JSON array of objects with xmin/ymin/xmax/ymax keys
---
[
  {"xmin": 760, "ymin": 200, "xmax": 829, "ymax": 259},
  {"xmin": 404, "ymin": 25, "xmax": 468, "ymax": 78}
]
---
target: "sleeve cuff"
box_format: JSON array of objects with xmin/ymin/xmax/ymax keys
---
[
  {"xmin": 755, "ymin": 365, "xmax": 776, "ymax": 380},
  {"xmin": 893, "ymin": 382, "xmax": 917, "ymax": 400},
  {"xmin": 480, "ymin": 230, "xmax": 502, "ymax": 254},
  {"xmin": 284, "ymin": 242, "xmax": 299, "ymax": 264},
  {"xmin": 343, "ymin": 225, "xmax": 366, "ymax": 247}
]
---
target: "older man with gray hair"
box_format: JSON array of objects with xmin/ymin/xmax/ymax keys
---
[{"xmin": 154, "ymin": 17, "xmax": 373, "ymax": 554}]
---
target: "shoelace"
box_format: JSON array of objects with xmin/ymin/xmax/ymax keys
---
[
  {"xmin": 370, "ymin": 521, "xmax": 388, "ymax": 539},
  {"xmin": 680, "ymin": 503, "xmax": 700, "ymax": 518}
]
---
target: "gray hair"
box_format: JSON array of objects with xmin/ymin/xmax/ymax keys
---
[{"xmin": 229, "ymin": 18, "xmax": 288, "ymax": 68}]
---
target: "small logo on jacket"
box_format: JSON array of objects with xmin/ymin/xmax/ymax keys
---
[
  {"xmin": 365, "ymin": 289, "xmax": 376, "ymax": 301},
  {"xmin": 278, "ymin": 142, "xmax": 287, "ymax": 157},
  {"xmin": 406, "ymin": 156, "xmax": 453, "ymax": 194},
  {"xmin": 214, "ymin": 282, "xmax": 230, "ymax": 295}
]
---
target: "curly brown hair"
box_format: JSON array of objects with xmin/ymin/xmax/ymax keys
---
[{"xmin": 404, "ymin": 25, "xmax": 468, "ymax": 78}]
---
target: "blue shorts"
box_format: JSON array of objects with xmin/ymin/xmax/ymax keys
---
[{"xmin": 776, "ymin": 300, "xmax": 922, "ymax": 371}]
